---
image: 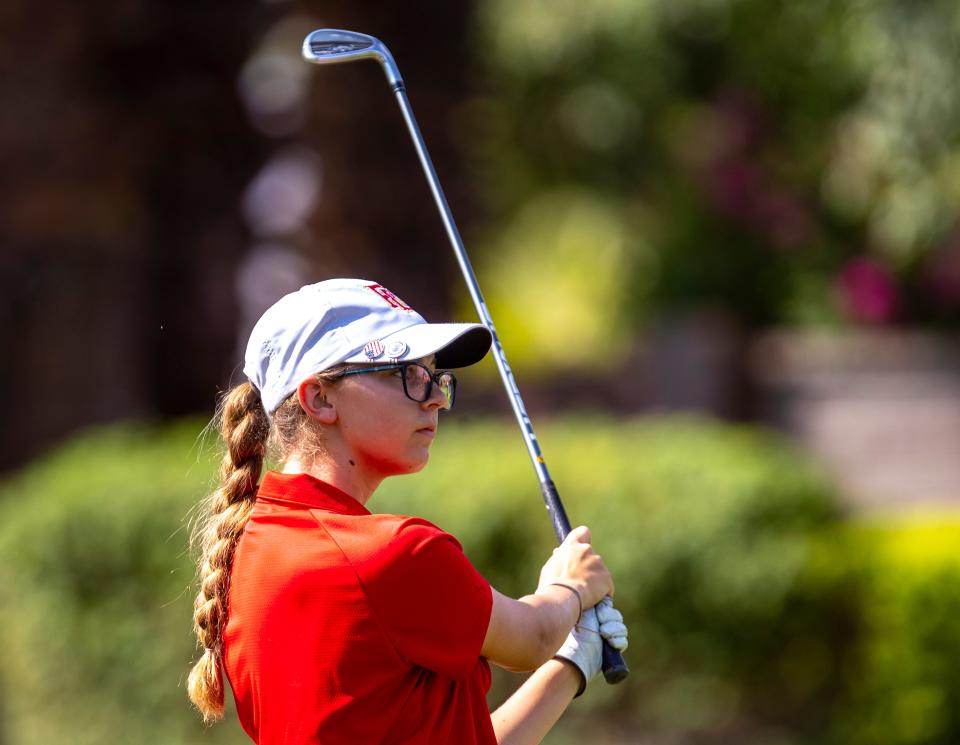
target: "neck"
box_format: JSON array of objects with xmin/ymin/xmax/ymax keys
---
[{"xmin": 281, "ymin": 455, "xmax": 383, "ymax": 506}]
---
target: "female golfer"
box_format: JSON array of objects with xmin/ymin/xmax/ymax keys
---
[{"xmin": 188, "ymin": 278, "xmax": 627, "ymax": 744}]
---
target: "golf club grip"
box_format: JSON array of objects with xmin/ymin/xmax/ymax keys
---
[{"xmin": 541, "ymin": 480, "xmax": 629, "ymax": 684}]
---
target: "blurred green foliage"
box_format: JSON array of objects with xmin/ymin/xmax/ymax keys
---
[
  {"xmin": 0, "ymin": 419, "xmax": 958, "ymax": 744},
  {"xmin": 462, "ymin": 0, "xmax": 960, "ymax": 366},
  {"xmin": 0, "ymin": 422, "xmax": 246, "ymax": 745},
  {"xmin": 829, "ymin": 519, "xmax": 960, "ymax": 745}
]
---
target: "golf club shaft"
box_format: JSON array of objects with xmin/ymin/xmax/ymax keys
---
[
  {"xmin": 390, "ymin": 84, "xmax": 629, "ymax": 684},
  {"xmin": 301, "ymin": 28, "xmax": 627, "ymax": 683},
  {"xmin": 393, "ymin": 90, "xmax": 557, "ymax": 522}
]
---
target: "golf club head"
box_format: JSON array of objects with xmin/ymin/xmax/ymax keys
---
[{"xmin": 302, "ymin": 29, "xmax": 402, "ymax": 89}]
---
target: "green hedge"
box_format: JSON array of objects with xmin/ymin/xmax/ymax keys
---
[
  {"xmin": 0, "ymin": 422, "xmax": 247, "ymax": 745},
  {"xmin": 827, "ymin": 519, "xmax": 960, "ymax": 745},
  {"xmin": 0, "ymin": 417, "xmax": 957, "ymax": 744}
]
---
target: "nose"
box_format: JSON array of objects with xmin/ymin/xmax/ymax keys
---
[
  {"xmin": 422, "ymin": 387, "xmax": 446, "ymax": 410},
  {"xmin": 422, "ymin": 378, "xmax": 449, "ymax": 411}
]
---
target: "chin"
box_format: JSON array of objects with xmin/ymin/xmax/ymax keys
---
[
  {"xmin": 397, "ymin": 452, "xmax": 430, "ymax": 475},
  {"xmin": 375, "ymin": 456, "xmax": 429, "ymax": 479},
  {"xmin": 363, "ymin": 443, "xmax": 431, "ymax": 477}
]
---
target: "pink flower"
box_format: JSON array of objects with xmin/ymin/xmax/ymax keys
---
[{"xmin": 836, "ymin": 257, "xmax": 900, "ymax": 324}]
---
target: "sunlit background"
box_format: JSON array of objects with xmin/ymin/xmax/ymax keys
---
[{"xmin": 1, "ymin": 1, "xmax": 959, "ymax": 744}]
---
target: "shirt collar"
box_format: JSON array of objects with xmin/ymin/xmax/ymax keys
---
[{"xmin": 256, "ymin": 471, "xmax": 371, "ymax": 516}]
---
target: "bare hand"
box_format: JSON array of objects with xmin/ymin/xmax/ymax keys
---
[{"xmin": 536, "ymin": 525, "xmax": 613, "ymax": 610}]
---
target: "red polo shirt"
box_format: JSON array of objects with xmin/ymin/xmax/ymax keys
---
[{"xmin": 222, "ymin": 471, "xmax": 496, "ymax": 744}]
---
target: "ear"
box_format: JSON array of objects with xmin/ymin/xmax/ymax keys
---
[{"xmin": 297, "ymin": 377, "xmax": 337, "ymax": 424}]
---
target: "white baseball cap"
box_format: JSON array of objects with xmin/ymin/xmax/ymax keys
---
[{"xmin": 243, "ymin": 278, "xmax": 492, "ymax": 413}]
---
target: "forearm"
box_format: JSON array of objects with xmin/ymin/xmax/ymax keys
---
[
  {"xmin": 512, "ymin": 587, "xmax": 579, "ymax": 667},
  {"xmin": 490, "ymin": 659, "xmax": 581, "ymax": 745},
  {"xmin": 484, "ymin": 586, "xmax": 582, "ymax": 672}
]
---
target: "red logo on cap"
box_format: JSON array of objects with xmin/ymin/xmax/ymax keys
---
[{"xmin": 367, "ymin": 283, "xmax": 414, "ymax": 312}]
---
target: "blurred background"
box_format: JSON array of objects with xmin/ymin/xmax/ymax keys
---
[{"xmin": 1, "ymin": 1, "xmax": 959, "ymax": 743}]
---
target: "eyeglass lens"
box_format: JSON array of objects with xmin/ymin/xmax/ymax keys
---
[{"xmin": 403, "ymin": 364, "xmax": 455, "ymax": 409}]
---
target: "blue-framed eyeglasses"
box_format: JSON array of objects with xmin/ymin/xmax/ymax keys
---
[{"xmin": 335, "ymin": 362, "xmax": 457, "ymax": 410}]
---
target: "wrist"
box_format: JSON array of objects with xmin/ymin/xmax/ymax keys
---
[
  {"xmin": 538, "ymin": 582, "xmax": 582, "ymax": 625},
  {"xmin": 543, "ymin": 655, "xmax": 587, "ymax": 700},
  {"xmin": 547, "ymin": 582, "xmax": 582, "ymax": 617}
]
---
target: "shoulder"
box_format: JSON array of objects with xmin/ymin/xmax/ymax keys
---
[
  {"xmin": 315, "ymin": 511, "xmax": 464, "ymax": 567},
  {"xmin": 383, "ymin": 515, "xmax": 465, "ymax": 554}
]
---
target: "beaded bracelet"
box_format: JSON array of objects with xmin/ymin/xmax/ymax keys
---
[{"xmin": 549, "ymin": 582, "xmax": 583, "ymax": 618}]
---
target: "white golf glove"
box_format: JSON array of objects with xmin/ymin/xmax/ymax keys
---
[
  {"xmin": 554, "ymin": 597, "xmax": 629, "ymax": 697},
  {"xmin": 597, "ymin": 596, "xmax": 628, "ymax": 652}
]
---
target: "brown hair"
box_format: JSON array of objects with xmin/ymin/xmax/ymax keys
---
[{"xmin": 187, "ymin": 367, "xmax": 347, "ymax": 721}]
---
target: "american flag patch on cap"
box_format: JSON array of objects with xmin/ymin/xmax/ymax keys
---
[{"xmin": 363, "ymin": 340, "xmax": 385, "ymax": 360}]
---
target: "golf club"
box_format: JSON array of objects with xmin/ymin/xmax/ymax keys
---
[{"xmin": 302, "ymin": 28, "xmax": 628, "ymax": 685}]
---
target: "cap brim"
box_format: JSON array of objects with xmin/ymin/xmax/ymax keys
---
[{"xmin": 343, "ymin": 322, "xmax": 492, "ymax": 368}]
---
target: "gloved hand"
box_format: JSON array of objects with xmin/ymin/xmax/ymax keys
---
[
  {"xmin": 597, "ymin": 596, "xmax": 628, "ymax": 652},
  {"xmin": 554, "ymin": 597, "xmax": 629, "ymax": 697}
]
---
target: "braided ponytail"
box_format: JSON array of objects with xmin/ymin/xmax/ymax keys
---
[{"xmin": 188, "ymin": 382, "xmax": 269, "ymax": 721}]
